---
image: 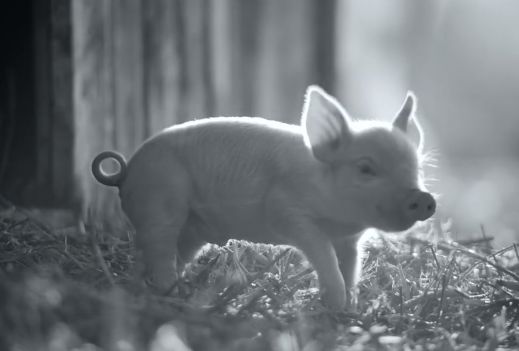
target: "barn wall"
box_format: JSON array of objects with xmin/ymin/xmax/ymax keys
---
[
  {"xmin": 48, "ymin": 0, "xmax": 74, "ymax": 205},
  {"xmin": 0, "ymin": 0, "xmax": 74, "ymax": 207},
  {"xmin": 72, "ymin": 0, "xmax": 336, "ymax": 223}
]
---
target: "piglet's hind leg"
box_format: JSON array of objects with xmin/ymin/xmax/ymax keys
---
[
  {"xmin": 124, "ymin": 181, "xmax": 191, "ymax": 292},
  {"xmin": 134, "ymin": 206, "xmax": 188, "ymax": 293},
  {"xmin": 122, "ymin": 156, "xmax": 193, "ymax": 293}
]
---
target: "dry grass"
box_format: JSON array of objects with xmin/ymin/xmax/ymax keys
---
[{"xmin": 0, "ymin": 203, "xmax": 518, "ymax": 351}]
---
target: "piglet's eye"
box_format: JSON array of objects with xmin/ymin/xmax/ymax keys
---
[{"xmin": 356, "ymin": 159, "xmax": 377, "ymax": 177}]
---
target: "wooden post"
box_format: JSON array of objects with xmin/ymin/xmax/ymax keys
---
[
  {"xmin": 209, "ymin": 0, "xmax": 234, "ymax": 116},
  {"xmin": 33, "ymin": 0, "xmax": 52, "ymax": 202},
  {"xmin": 72, "ymin": 0, "xmax": 121, "ymax": 223},
  {"xmin": 112, "ymin": 0, "xmax": 145, "ymax": 156},
  {"xmin": 256, "ymin": 0, "xmax": 317, "ymax": 123},
  {"xmin": 142, "ymin": 0, "xmax": 182, "ymax": 134},
  {"xmin": 49, "ymin": 0, "xmax": 74, "ymax": 205},
  {"xmin": 33, "ymin": 0, "xmax": 74, "ymax": 206},
  {"xmin": 182, "ymin": 0, "xmax": 214, "ymax": 118},
  {"xmin": 313, "ymin": 0, "xmax": 336, "ymax": 92}
]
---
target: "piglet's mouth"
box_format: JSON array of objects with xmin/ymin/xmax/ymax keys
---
[{"xmin": 374, "ymin": 205, "xmax": 417, "ymax": 232}]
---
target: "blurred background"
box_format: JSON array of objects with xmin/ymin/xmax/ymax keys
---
[{"xmin": 0, "ymin": 0, "xmax": 518, "ymax": 246}]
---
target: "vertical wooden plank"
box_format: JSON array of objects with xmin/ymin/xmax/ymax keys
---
[
  {"xmin": 33, "ymin": 0, "xmax": 76, "ymax": 206},
  {"xmin": 235, "ymin": 0, "xmax": 262, "ymax": 116},
  {"xmin": 142, "ymin": 0, "xmax": 181, "ymax": 135},
  {"xmin": 201, "ymin": 0, "xmax": 215, "ymax": 116},
  {"xmin": 50, "ymin": 0, "xmax": 73, "ymax": 205},
  {"xmin": 33, "ymin": 0, "xmax": 52, "ymax": 198},
  {"xmin": 112, "ymin": 0, "xmax": 144, "ymax": 156},
  {"xmin": 72, "ymin": 0, "xmax": 119, "ymax": 221},
  {"xmin": 204, "ymin": 0, "xmax": 335, "ymax": 122},
  {"xmin": 313, "ymin": 0, "xmax": 336, "ymax": 91},
  {"xmin": 256, "ymin": 0, "xmax": 316, "ymax": 123},
  {"xmin": 209, "ymin": 0, "xmax": 233, "ymax": 116},
  {"xmin": 210, "ymin": 0, "xmax": 262, "ymax": 117},
  {"xmin": 183, "ymin": 0, "xmax": 213, "ymax": 118}
]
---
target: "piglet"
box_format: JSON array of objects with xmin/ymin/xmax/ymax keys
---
[{"xmin": 92, "ymin": 86, "xmax": 435, "ymax": 310}]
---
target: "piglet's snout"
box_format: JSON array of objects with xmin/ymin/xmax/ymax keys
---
[{"xmin": 403, "ymin": 190, "xmax": 436, "ymax": 222}]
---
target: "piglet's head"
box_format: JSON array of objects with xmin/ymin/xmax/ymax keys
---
[{"xmin": 302, "ymin": 85, "xmax": 436, "ymax": 232}]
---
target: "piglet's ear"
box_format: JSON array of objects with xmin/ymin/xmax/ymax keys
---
[
  {"xmin": 392, "ymin": 91, "xmax": 416, "ymax": 133},
  {"xmin": 301, "ymin": 85, "xmax": 352, "ymax": 163},
  {"xmin": 392, "ymin": 91, "xmax": 424, "ymax": 152}
]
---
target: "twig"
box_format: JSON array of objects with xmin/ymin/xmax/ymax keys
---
[
  {"xmin": 429, "ymin": 245, "xmax": 440, "ymax": 271},
  {"xmin": 90, "ymin": 230, "xmax": 115, "ymax": 286},
  {"xmin": 437, "ymin": 275, "xmax": 447, "ymax": 323},
  {"xmin": 397, "ymin": 263, "xmax": 410, "ymax": 300},
  {"xmin": 492, "ymin": 244, "xmax": 516, "ymax": 258},
  {"xmin": 496, "ymin": 279, "xmax": 519, "ymax": 292},
  {"xmin": 436, "ymin": 253, "xmax": 456, "ymax": 322},
  {"xmin": 456, "ymin": 237, "xmax": 494, "ymax": 246},
  {"xmin": 399, "ymin": 286, "xmax": 404, "ymax": 316}
]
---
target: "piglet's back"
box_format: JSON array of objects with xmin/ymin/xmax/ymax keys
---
[{"xmin": 124, "ymin": 117, "xmax": 313, "ymax": 200}]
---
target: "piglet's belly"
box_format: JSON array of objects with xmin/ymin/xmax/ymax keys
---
[{"xmin": 191, "ymin": 201, "xmax": 279, "ymax": 244}]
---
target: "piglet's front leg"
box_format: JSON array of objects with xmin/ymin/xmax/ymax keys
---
[
  {"xmin": 333, "ymin": 236, "xmax": 362, "ymax": 311},
  {"xmin": 295, "ymin": 230, "xmax": 347, "ymax": 310},
  {"xmin": 267, "ymin": 205, "xmax": 347, "ymax": 309}
]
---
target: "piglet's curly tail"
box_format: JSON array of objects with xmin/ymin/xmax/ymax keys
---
[{"xmin": 91, "ymin": 151, "xmax": 127, "ymax": 187}]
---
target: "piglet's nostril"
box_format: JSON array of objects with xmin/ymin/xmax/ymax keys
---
[{"xmin": 404, "ymin": 191, "xmax": 436, "ymax": 221}]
